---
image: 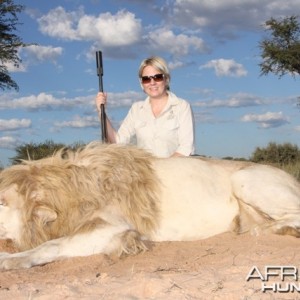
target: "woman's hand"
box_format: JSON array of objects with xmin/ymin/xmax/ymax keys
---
[{"xmin": 95, "ymin": 92, "xmax": 107, "ymax": 112}]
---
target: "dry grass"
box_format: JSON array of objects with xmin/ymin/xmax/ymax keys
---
[{"xmin": 280, "ymin": 161, "xmax": 300, "ymax": 181}]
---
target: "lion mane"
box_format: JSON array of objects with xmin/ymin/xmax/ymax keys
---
[{"xmin": 1, "ymin": 142, "xmax": 160, "ymax": 251}]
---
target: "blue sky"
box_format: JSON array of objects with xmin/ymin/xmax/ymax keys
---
[{"xmin": 1, "ymin": 0, "xmax": 300, "ymax": 166}]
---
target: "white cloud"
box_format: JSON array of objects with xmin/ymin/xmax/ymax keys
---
[
  {"xmin": 0, "ymin": 93, "xmax": 93, "ymax": 111},
  {"xmin": 34, "ymin": 5, "xmax": 214, "ymax": 60},
  {"xmin": 9, "ymin": 93, "xmax": 67, "ymax": 111},
  {"xmin": 37, "ymin": 7, "xmax": 142, "ymax": 47},
  {"xmin": 147, "ymin": 27, "xmax": 209, "ymax": 56},
  {"xmin": 0, "ymin": 136, "xmax": 19, "ymax": 149},
  {"xmin": 105, "ymin": 91, "xmax": 143, "ymax": 108},
  {"xmin": 193, "ymin": 111, "xmax": 215, "ymax": 123},
  {"xmin": 241, "ymin": 111, "xmax": 289, "ymax": 128},
  {"xmin": 0, "ymin": 91, "xmax": 141, "ymax": 113},
  {"xmin": 4, "ymin": 45, "xmax": 63, "ymax": 72},
  {"xmin": 78, "ymin": 11, "xmax": 142, "ymax": 46},
  {"xmin": 194, "ymin": 93, "xmax": 264, "ymax": 108},
  {"xmin": 172, "ymin": 0, "xmax": 300, "ymax": 37},
  {"xmin": 54, "ymin": 115, "xmax": 99, "ymax": 129},
  {"xmin": 168, "ymin": 59, "xmax": 186, "ymax": 70},
  {"xmin": 4, "ymin": 61, "xmax": 27, "ymax": 72},
  {"xmin": 22, "ymin": 45, "xmax": 63, "ymax": 63},
  {"xmin": 38, "ymin": 6, "xmax": 82, "ymax": 40},
  {"xmin": 200, "ymin": 59, "xmax": 247, "ymax": 77},
  {"xmin": 0, "ymin": 119, "xmax": 31, "ymax": 131},
  {"xmin": 226, "ymin": 94, "xmax": 263, "ymax": 107}
]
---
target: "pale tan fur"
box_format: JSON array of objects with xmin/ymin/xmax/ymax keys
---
[{"xmin": 1, "ymin": 142, "xmax": 300, "ymax": 270}]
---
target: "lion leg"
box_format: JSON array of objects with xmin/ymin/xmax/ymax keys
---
[
  {"xmin": 230, "ymin": 199, "xmax": 272, "ymax": 234},
  {"xmin": 0, "ymin": 223, "xmax": 132, "ymax": 270},
  {"xmin": 231, "ymin": 200, "xmax": 300, "ymax": 237},
  {"xmin": 231, "ymin": 165, "xmax": 300, "ymax": 237}
]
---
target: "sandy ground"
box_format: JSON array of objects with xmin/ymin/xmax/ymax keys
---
[{"xmin": 1, "ymin": 233, "xmax": 300, "ymax": 300}]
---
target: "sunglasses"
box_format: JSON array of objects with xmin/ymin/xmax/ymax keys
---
[{"xmin": 141, "ymin": 73, "xmax": 165, "ymax": 84}]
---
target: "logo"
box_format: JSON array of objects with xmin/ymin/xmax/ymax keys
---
[{"xmin": 246, "ymin": 266, "xmax": 300, "ymax": 293}]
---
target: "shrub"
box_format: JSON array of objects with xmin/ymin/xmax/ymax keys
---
[
  {"xmin": 250, "ymin": 142, "xmax": 300, "ymax": 165},
  {"xmin": 10, "ymin": 140, "xmax": 86, "ymax": 165}
]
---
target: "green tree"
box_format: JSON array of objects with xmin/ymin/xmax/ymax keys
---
[
  {"xmin": 250, "ymin": 142, "xmax": 300, "ymax": 165},
  {"xmin": 10, "ymin": 140, "xmax": 85, "ymax": 164},
  {"xmin": 0, "ymin": 0, "xmax": 30, "ymax": 91},
  {"xmin": 259, "ymin": 15, "xmax": 300, "ymax": 78}
]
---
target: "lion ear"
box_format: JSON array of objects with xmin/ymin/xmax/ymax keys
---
[{"xmin": 33, "ymin": 206, "xmax": 58, "ymax": 225}]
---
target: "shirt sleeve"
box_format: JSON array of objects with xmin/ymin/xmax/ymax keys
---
[{"xmin": 175, "ymin": 101, "xmax": 195, "ymax": 156}]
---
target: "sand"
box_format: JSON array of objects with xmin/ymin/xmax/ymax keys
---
[{"xmin": 1, "ymin": 232, "xmax": 300, "ymax": 299}]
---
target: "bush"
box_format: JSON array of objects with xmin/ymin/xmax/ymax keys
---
[
  {"xmin": 250, "ymin": 142, "xmax": 300, "ymax": 165},
  {"xmin": 250, "ymin": 142, "xmax": 300, "ymax": 181},
  {"xmin": 10, "ymin": 140, "xmax": 86, "ymax": 165}
]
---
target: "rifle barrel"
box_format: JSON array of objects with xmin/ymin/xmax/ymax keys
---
[{"xmin": 96, "ymin": 51, "xmax": 107, "ymax": 142}]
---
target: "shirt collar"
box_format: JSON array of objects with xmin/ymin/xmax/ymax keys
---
[{"xmin": 143, "ymin": 91, "xmax": 180, "ymax": 109}]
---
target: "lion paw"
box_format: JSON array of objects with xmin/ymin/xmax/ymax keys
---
[
  {"xmin": 118, "ymin": 230, "xmax": 148, "ymax": 257},
  {"xmin": 0, "ymin": 252, "xmax": 10, "ymax": 258},
  {"xmin": 0, "ymin": 254, "xmax": 32, "ymax": 270}
]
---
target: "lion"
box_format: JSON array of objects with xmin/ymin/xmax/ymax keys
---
[{"xmin": 0, "ymin": 141, "xmax": 300, "ymax": 270}]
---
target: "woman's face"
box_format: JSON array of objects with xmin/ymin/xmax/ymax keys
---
[{"xmin": 141, "ymin": 65, "xmax": 167, "ymax": 99}]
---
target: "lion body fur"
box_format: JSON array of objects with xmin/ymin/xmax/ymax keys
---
[{"xmin": 1, "ymin": 142, "xmax": 300, "ymax": 269}]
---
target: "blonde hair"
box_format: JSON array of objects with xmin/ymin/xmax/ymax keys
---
[{"xmin": 138, "ymin": 56, "xmax": 170, "ymax": 90}]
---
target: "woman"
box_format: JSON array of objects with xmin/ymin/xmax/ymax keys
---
[{"xmin": 95, "ymin": 56, "xmax": 195, "ymax": 157}]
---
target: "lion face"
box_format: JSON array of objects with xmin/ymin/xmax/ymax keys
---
[{"xmin": 0, "ymin": 184, "xmax": 23, "ymax": 242}]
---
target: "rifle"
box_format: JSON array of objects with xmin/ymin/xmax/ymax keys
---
[{"xmin": 96, "ymin": 51, "xmax": 107, "ymax": 142}]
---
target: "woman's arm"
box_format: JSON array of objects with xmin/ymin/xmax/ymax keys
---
[
  {"xmin": 174, "ymin": 101, "xmax": 195, "ymax": 156},
  {"xmin": 95, "ymin": 92, "xmax": 117, "ymax": 143}
]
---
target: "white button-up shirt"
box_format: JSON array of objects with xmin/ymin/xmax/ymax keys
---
[{"xmin": 115, "ymin": 92, "xmax": 195, "ymax": 157}]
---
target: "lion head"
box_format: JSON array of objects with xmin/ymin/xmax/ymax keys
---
[{"xmin": 0, "ymin": 142, "xmax": 161, "ymax": 251}]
